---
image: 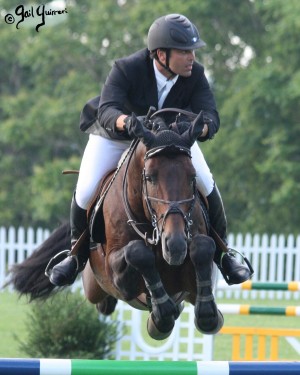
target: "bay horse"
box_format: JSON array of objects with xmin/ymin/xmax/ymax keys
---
[{"xmin": 8, "ymin": 112, "xmax": 223, "ymax": 340}]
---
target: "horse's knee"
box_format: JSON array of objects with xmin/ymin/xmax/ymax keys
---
[
  {"xmin": 189, "ymin": 234, "xmax": 215, "ymax": 265},
  {"xmin": 124, "ymin": 240, "xmax": 155, "ymax": 270},
  {"xmin": 109, "ymin": 243, "xmax": 144, "ymax": 301}
]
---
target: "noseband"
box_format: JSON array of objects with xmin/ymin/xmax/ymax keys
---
[{"xmin": 122, "ymin": 142, "xmax": 196, "ymax": 246}]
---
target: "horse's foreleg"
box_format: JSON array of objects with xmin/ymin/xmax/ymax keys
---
[
  {"xmin": 109, "ymin": 243, "xmax": 142, "ymax": 301},
  {"xmin": 121, "ymin": 240, "xmax": 179, "ymax": 340},
  {"xmin": 189, "ymin": 234, "xmax": 224, "ymax": 335}
]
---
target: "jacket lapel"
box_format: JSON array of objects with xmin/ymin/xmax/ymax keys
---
[
  {"xmin": 144, "ymin": 62, "xmax": 159, "ymax": 108},
  {"xmin": 163, "ymin": 77, "xmax": 186, "ymax": 108}
]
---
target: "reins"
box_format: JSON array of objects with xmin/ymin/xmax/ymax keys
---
[
  {"xmin": 150, "ymin": 108, "xmax": 197, "ymax": 121},
  {"xmin": 122, "ymin": 140, "xmax": 160, "ymax": 246}
]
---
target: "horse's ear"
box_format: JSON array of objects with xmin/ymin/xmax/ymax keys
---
[
  {"xmin": 181, "ymin": 111, "xmax": 204, "ymax": 147},
  {"xmin": 131, "ymin": 113, "xmax": 155, "ymax": 148}
]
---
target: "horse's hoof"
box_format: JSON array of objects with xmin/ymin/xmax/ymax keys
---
[
  {"xmin": 96, "ymin": 296, "xmax": 118, "ymax": 316},
  {"xmin": 194, "ymin": 309, "xmax": 224, "ymax": 335},
  {"xmin": 147, "ymin": 313, "xmax": 174, "ymax": 340},
  {"xmin": 178, "ymin": 301, "xmax": 185, "ymax": 315}
]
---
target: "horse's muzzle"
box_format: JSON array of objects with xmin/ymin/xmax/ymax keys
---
[{"xmin": 161, "ymin": 232, "xmax": 187, "ymax": 266}]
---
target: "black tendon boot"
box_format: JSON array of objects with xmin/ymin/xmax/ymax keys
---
[
  {"xmin": 49, "ymin": 194, "xmax": 90, "ymax": 286},
  {"xmin": 207, "ymin": 185, "xmax": 253, "ymax": 285}
]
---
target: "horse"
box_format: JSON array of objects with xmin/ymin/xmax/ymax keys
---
[{"xmin": 8, "ymin": 111, "xmax": 224, "ymax": 340}]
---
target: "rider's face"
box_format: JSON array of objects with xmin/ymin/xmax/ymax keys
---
[{"xmin": 157, "ymin": 49, "xmax": 195, "ymax": 78}]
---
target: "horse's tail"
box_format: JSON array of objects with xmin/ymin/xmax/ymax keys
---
[{"xmin": 6, "ymin": 223, "xmax": 71, "ymax": 301}]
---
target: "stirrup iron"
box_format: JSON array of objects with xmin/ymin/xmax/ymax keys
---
[
  {"xmin": 45, "ymin": 250, "xmax": 79, "ymax": 278},
  {"xmin": 220, "ymin": 248, "xmax": 254, "ymax": 275}
]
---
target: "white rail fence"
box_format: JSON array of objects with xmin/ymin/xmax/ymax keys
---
[
  {"xmin": 220, "ymin": 232, "xmax": 300, "ymax": 300},
  {"xmin": 1, "ymin": 226, "xmax": 299, "ymax": 299},
  {"xmin": 0, "ymin": 226, "xmax": 50, "ymax": 289},
  {"xmin": 1, "ymin": 226, "xmax": 300, "ymax": 360}
]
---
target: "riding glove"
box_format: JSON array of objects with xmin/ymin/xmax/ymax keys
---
[{"xmin": 124, "ymin": 115, "xmax": 147, "ymax": 138}]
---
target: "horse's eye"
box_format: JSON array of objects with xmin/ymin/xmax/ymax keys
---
[{"xmin": 145, "ymin": 174, "xmax": 156, "ymax": 184}]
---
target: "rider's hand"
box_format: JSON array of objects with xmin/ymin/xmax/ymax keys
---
[
  {"xmin": 123, "ymin": 115, "xmax": 146, "ymax": 138},
  {"xmin": 202, "ymin": 113, "xmax": 214, "ymax": 136},
  {"xmin": 176, "ymin": 111, "xmax": 212, "ymax": 138},
  {"xmin": 196, "ymin": 112, "xmax": 215, "ymax": 140},
  {"xmin": 176, "ymin": 121, "xmax": 191, "ymax": 135},
  {"xmin": 176, "ymin": 116, "xmax": 205, "ymax": 138}
]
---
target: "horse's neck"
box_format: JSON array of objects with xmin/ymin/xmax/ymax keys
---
[{"xmin": 125, "ymin": 146, "xmax": 145, "ymax": 214}]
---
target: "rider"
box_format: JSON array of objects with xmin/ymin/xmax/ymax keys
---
[{"xmin": 49, "ymin": 14, "xmax": 253, "ymax": 287}]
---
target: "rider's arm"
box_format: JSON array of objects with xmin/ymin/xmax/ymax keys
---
[
  {"xmin": 97, "ymin": 62, "xmax": 129, "ymax": 135},
  {"xmin": 187, "ymin": 63, "xmax": 220, "ymax": 141}
]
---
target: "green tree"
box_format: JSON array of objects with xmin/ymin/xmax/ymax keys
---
[
  {"xmin": 0, "ymin": 0, "xmax": 299, "ymax": 235},
  {"xmin": 203, "ymin": 0, "xmax": 300, "ymax": 235}
]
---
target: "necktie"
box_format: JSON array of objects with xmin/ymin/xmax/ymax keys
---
[{"xmin": 158, "ymin": 80, "xmax": 174, "ymax": 109}]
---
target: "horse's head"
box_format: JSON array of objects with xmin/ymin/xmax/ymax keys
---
[{"xmin": 132, "ymin": 113, "xmax": 203, "ymax": 266}]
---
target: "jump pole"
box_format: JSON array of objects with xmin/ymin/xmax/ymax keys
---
[
  {"xmin": 1, "ymin": 359, "xmax": 300, "ymax": 375},
  {"xmin": 218, "ymin": 304, "xmax": 300, "ymax": 316},
  {"xmin": 217, "ymin": 280, "xmax": 300, "ymax": 291}
]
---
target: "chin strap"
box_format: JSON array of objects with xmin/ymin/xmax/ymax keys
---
[{"xmin": 155, "ymin": 50, "xmax": 177, "ymax": 79}]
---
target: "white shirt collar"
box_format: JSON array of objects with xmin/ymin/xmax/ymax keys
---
[{"xmin": 153, "ymin": 60, "xmax": 178, "ymax": 91}]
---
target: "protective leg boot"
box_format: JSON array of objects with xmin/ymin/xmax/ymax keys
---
[
  {"xmin": 207, "ymin": 184, "xmax": 253, "ymax": 285},
  {"xmin": 49, "ymin": 194, "xmax": 90, "ymax": 286}
]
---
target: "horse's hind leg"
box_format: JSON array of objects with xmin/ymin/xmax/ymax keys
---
[
  {"xmin": 82, "ymin": 260, "xmax": 117, "ymax": 315},
  {"xmin": 189, "ymin": 234, "xmax": 224, "ymax": 334}
]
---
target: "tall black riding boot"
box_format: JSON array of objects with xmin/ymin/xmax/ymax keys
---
[
  {"xmin": 49, "ymin": 194, "xmax": 90, "ymax": 286},
  {"xmin": 207, "ymin": 184, "xmax": 253, "ymax": 285}
]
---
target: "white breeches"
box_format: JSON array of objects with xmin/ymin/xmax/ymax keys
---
[{"xmin": 76, "ymin": 134, "xmax": 214, "ymax": 209}]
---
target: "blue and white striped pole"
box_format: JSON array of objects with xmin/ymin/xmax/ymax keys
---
[{"xmin": 1, "ymin": 359, "xmax": 300, "ymax": 375}]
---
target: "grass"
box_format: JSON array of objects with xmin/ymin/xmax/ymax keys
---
[
  {"xmin": 0, "ymin": 291, "xmax": 299, "ymax": 360},
  {"xmin": 0, "ymin": 291, "xmax": 31, "ymax": 357}
]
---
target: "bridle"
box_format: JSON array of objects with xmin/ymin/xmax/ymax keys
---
[{"xmin": 122, "ymin": 142, "xmax": 196, "ymax": 246}]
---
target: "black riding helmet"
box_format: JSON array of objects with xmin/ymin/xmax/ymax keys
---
[
  {"xmin": 148, "ymin": 14, "xmax": 206, "ymax": 51},
  {"xmin": 147, "ymin": 14, "xmax": 206, "ymax": 75}
]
